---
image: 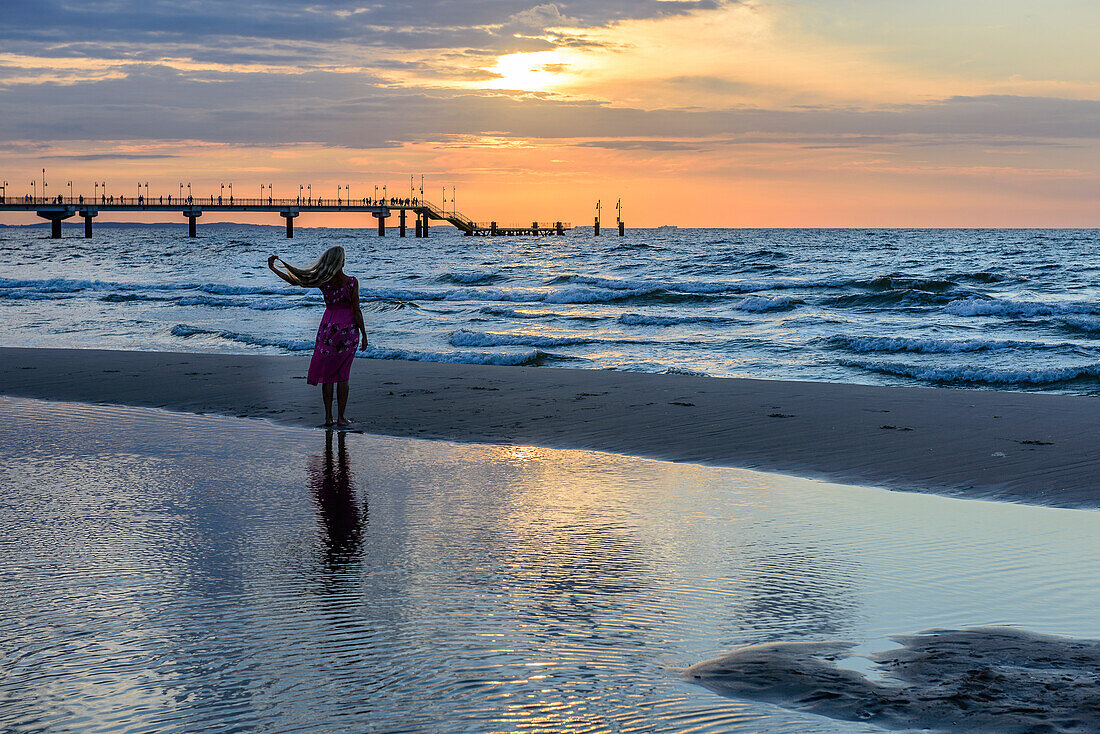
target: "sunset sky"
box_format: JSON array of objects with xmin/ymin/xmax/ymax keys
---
[{"xmin": 2, "ymin": 0, "xmax": 1098, "ymax": 227}]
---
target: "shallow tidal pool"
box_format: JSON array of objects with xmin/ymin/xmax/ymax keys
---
[{"xmin": 0, "ymin": 397, "xmax": 1097, "ymax": 733}]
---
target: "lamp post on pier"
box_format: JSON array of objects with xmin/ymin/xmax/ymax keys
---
[
  {"xmin": 32, "ymin": 180, "xmax": 36, "ymax": 202},
  {"xmin": 299, "ymin": 185, "xmax": 303, "ymax": 204},
  {"xmin": 179, "ymin": 183, "xmax": 184, "ymax": 202},
  {"xmin": 42, "ymin": 168, "xmax": 47, "ymax": 202},
  {"xmin": 307, "ymin": 184, "xmax": 311, "ymax": 205},
  {"xmin": 268, "ymin": 184, "xmax": 273, "ymax": 205},
  {"xmin": 382, "ymin": 185, "xmax": 387, "ymax": 205},
  {"xmin": 227, "ymin": 182, "xmax": 232, "ymax": 204},
  {"xmin": 337, "ymin": 185, "xmax": 342, "ymax": 205},
  {"xmin": 0, "ymin": 181, "xmax": 6, "ymax": 204},
  {"xmin": 260, "ymin": 183, "xmax": 265, "ymax": 203},
  {"xmin": 68, "ymin": 181, "xmax": 73, "ymax": 204}
]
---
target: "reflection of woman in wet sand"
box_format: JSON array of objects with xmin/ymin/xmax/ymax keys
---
[
  {"xmin": 308, "ymin": 430, "xmax": 366, "ymax": 566},
  {"xmin": 268, "ymin": 246, "xmax": 368, "ymax": 427}
]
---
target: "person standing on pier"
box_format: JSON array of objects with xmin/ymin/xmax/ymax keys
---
[{"xmin": 267, "ymin": 246, "xmax": 369, "ymax": 427}]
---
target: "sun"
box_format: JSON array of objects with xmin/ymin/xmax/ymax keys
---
[{"xmin": 482, "ymin": 51, "xmax": 570, "ymax": 93}]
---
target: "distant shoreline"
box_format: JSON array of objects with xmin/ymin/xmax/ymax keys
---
[{"xmin": 2, "ymin": 346, "xmax": 1097, "ymax": 509}]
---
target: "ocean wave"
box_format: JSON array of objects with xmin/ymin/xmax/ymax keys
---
[
  {"xmin": 945, "ymin": 297, "xmax": 1100, "ymax": 318},
  {"xmin": 477, "ymin": 306, "xmax": 605, "ymax": 322},
  {"xmin": 170, "ymin": 323, "xmax": 550, "ymax": 366},
  {"xmin": 170, "ymin": 324, "xmax": 314, "ymax": 351},
  {"xmin": 556, "ymin": 274, "xmax": 737, "ymax": 294},
  {"xmin": 363, "ymin": 345, "xmax": 550, "ymax": 366},
  {"xmin": 825, "ymin": 290, "xmax": 957, "ymax": 309},
  {"xmin": 1060, "ymin": 316, "xmax": 1100, "ymax": 333},
  {"xmin": 479, "ymin": 306, "xmax": 553, "ymax": 320},
  {"xmin": 825, "ymin": 335, "xmax": 1046, "ymax": 354},
  {"xmin": 449, "ymin": 329, "xmax": 595, "ymax": 348},
  {"xmin": 617, "ymin": 313, "xmax": 732, "ymax": 326},
  {"xmin": 734, "ymin": 296, "xmax": 802, "ymax": 312},
  {"xmin": 176, "ymin": 295, "xmax": 309, "ymax": 310},
  {"xmin": 853, "ymin": 276, "xmax": 958, "ymax": 292},
  {"xmin": 843, "ymin": 359, "xmax": 1100, "ymax": 385},
  {"xmin": 359, "ymin": 285, "xmax": 663, "ymax": 305},
  {"xmin": 436, "ymin": 271, "xmax": 505, "ymax": 285}
]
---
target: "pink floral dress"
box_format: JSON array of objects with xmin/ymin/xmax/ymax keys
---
[{"xmin": 307, "ymin": 276, "xmax": 360, "ymax": 385}]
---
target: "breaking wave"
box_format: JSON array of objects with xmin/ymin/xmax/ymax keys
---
[
  {"xmin": 826, "ymin": 335, "xmax": 1052, "ymax": 354},
  {"xmin": 844, "ymin": 359, "xmax": 1100, "ymax": 385}
]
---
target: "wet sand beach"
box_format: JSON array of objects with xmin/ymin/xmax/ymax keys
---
[{"xmin": 2, "ymin": 346, "xmax": 1097, "ymax": 508}]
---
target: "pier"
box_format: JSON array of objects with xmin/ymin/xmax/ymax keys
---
[{"xmin": 0, "ymin": 195, "xmax": 573, "ymax": 238}]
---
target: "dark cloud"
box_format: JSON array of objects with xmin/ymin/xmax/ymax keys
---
[
  {"xmin": 0, "ymin": 0, "xmax": 726, "ymax": 59},
  {"xmin": 1, "ymin": 59, "xmax": 1096, "ymax": 151}
]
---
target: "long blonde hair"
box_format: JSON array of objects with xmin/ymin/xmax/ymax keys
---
[{"xmin": 273, "ymin": 246, "xmax": 345, "ymax": 288}]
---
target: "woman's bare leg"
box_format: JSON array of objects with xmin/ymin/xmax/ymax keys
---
[
  {"xmin": 321, "ymin": 383, "xmax": 335, "ymax": 425},
  {"xmin": 336, "ymin": 380, "xmax": 351, "ymax": 425}
]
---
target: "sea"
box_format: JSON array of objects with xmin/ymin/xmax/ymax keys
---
[{"xmin": 2, "ymin": 223, "xmax": 1099, "ymax": 394}]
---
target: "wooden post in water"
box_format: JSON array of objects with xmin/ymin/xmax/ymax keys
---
[
  {"xmin": 399, "ymin": 209, "xmax": 407, "ymax": 237},
  {"xmin": 83, "ymin": 210, "xmax": 96, "ymax": 237}
]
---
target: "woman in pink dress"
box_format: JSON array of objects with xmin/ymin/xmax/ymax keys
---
[{"xmin": 268, "ymin": 246, "xmax": 368, "ymax": 427}]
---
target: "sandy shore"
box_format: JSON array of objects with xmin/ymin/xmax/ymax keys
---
[{"xmin": 1, "ymin": 346, "xmax": 1097, "ymax": 507}]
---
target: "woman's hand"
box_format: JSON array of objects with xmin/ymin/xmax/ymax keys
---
[{"xmin": 360, "ymin": 336, "xmax": 369, "ymax": 351}]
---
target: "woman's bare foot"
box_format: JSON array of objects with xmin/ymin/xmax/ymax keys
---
[
  {"xmin": 324, "ymin": 418, "xmax": 336, "ymax": 427},
  {"xmin": 336, "ymin": 417, "xmax": 353, "ymax": 427}
]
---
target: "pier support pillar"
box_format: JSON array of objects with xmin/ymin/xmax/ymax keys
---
[
  {"xmin": 556, "ymin": 221, "xmax": 564, "ymax": 236},
  {"xmin": 421, "ymin": 212, "xmax": 429, "ymax": 238},
  {"xmin": 399, "ymin": 209, "xmax": 407, "ymax": 237},
  {"xmin": 280, "ymin": 210, "xmax": 299, "ymax": 238},
  {"xmin": 490, "ymin": 221, "xmax": 497, "ymax": 236},
  {"xmin": 619, "ymin": 221, "xmax": 625, "ymax": 236},
  {"xmin": 183, "ymin": 209, "xmax": 202, "ymax": 237},
  {"xmin": 36, "ymin": 209, "xmax": 75, "ymax": 239},
  {"xmin": 83, "ymin": 209, "xmax": 98, "ymax": 238},
  {"xmin": 415, "ymin": 216, "xmax": 422, "ymax": 237},
  {"xmin": 594, "ymin": 217, "xmax": 600, "ymax": 236},
  {"xmin": 373, "ymin": 208, "xmax": 389, "ymax": 237}
]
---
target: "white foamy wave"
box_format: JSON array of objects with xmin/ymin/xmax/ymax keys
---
[
  {"xmin": 561, "ymin": 274, "xmax": 847, "ymax": 294},
  {"xmin": 945, "ymin": 297, "xmax": 1100, "ymax": 318},
  {"xmin": 1060, "ymin": 316, "xmax": 1100, "ymax": 333},
  {"xmin": 177, "ymin": 295, "xmax": 314, "ymax": 310},
  {"xmin": 170, "ymin": 324, "xmax": 314, "ymax": 351},
  {"xmin": 617, "ymin": 313, "xmax": 731, "ymax": 326},
  {"xmin": 362, "ymin": 345, "xmax": 547, "ymax": 366},
  {"xmin": 170, "ymin": 324, "xmax": 552, "ymax": 366},
  {"xmin": 197, "ymin": 283, "xmax": 295, "ymax": 296},
  {"xmin": 360, "ymin": 285, "xmax": 653, "ymax": 305},
  {"xmin": 450, "ymin": 329, "xmax": 594, "ymax": 348},
  {"xmin": 437, "ymin": 271, "xmax": 502, "ymax": 285},
  {"xmin": 826, "ymin": 335, "xmax": 1044, "ymax": 354},
  {"xmin": 735, "ymin": 296, "xmax": 801, "ymax": 312},
  {"xmin": 0, "ymin": 276, "xmax": 191, "ymax": 294},
  {"xmin": 844, "ymin": 359, "xmax": 1100, "ymax": 385}
]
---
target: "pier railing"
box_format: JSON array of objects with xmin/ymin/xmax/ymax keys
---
[{"xmin": 0, "ymin": 194, "xmax": 577, "ymax": 238}]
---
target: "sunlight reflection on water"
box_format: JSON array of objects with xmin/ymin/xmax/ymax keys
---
[{"xmin": 0, "ymin": 397, "xmax": 1097, "ymax": 733}]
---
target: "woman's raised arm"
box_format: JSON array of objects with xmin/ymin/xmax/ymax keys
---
[{"xmin": 268, "ymin": 255, "xmax": 296, "ymax": 285}]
